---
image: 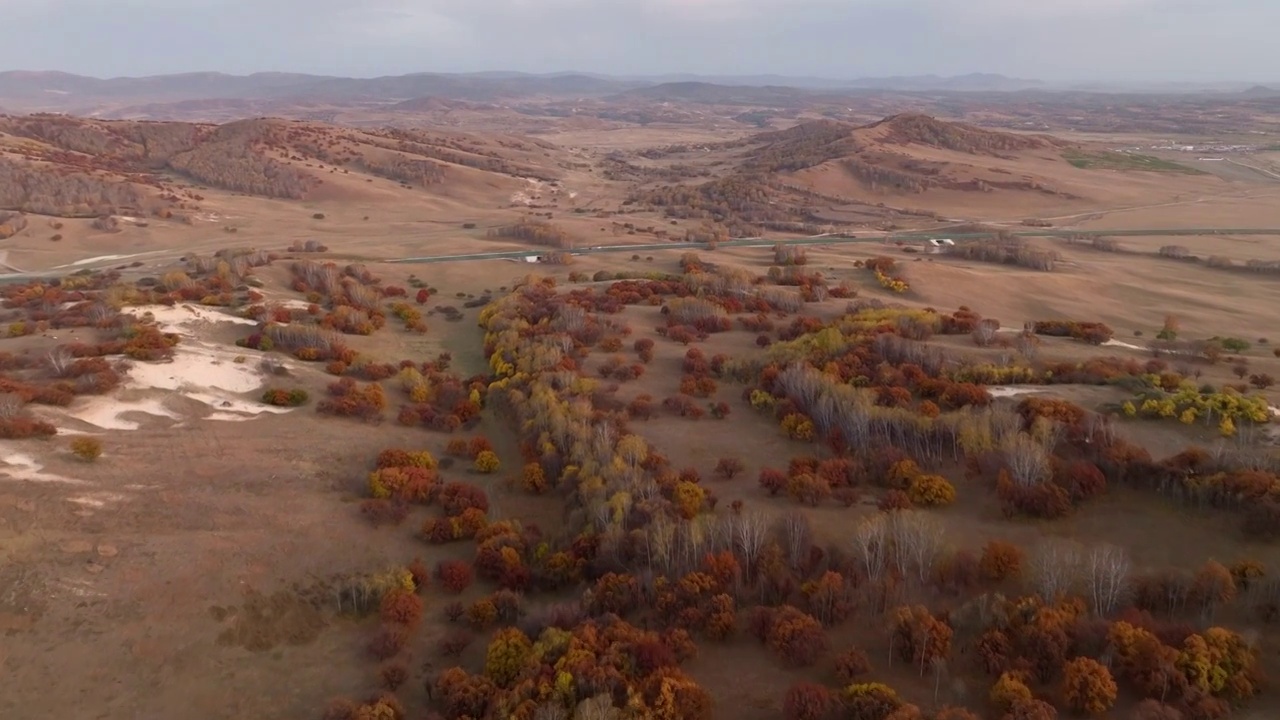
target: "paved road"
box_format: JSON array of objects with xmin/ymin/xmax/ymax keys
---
[
  {"xmin": 3, "ymin": 226, "xmax": 1279, "ymax": 282},
  {"xmin": 384, "ymin": 227, "xmax": 1280, "ymax": 265}
]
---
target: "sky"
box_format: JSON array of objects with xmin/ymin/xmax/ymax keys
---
[{"xmin": 0, "ymin": 0, "xmax": 1275, "ymax": 83}]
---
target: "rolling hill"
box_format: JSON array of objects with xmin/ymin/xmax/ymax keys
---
[
  {"xmin": 626, "ymin": 114, "xmax": 1230, "ymax": 231},
  {"xmin": 0, "ymin": 114, "xmax": 566, "ymax": 218}
]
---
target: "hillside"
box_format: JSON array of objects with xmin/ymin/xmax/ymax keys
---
[
  {"xmin": 0, "ymin": 114, "xmax": 565, "ymax": 217},
  {"xmin": 752, "ymin": 114, "xmax": 1070, "ymax": 204},
  {"xmin": 625, "ymin": 114, "xmax": 1231, "ymax": 232}
]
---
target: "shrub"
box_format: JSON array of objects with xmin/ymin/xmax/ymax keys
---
[
  {"xmin": 439, "ymin": 628, "xmax": 474, "ymax": 656},
  {"xmin": 522, "ymin": 462, "xmax": 549, "ymax": 493},
  {"xmin": 714, "ymin": 457, "xmax": 745, "ymax": 480},
  {"xmin": 833, "ymin": 648, "xmax": 872, "ymax": 684},
  {"xmin": 437, "ymin": 560, "xmax": 475, "ymax": 594},
  {"xmin": 473, "ymin": 450, "xmax": 501, "ymax": 473},
  {"xmin": 360, "ymin": 499, "xmax": 409, "ymax": 527},
  {"xmin": 367, "ymin": 625, "xmax": 408, "ymax": 660},
  {"xmin": 375, "ymin": 448, "xmax": 437, "ymax": 470},
  {"xmin": 379, "ymin": 663, "xmax": 408, "ymax": 691},
  {"xmin": 906, "ymin": 474, "xmax": 956, "ymax": 507},
  {"xmin": 979, "ymin": 541, "xmax": 1024, "ymax": 582},
  {"xmin": 70, "ymin": 436, "xmax": 103, "ymax": 462},
  {"xmin": 260, "ymin": 387, "xmax": 309, "ymax": 406},
  {"xmin": 759, "ymin": 468, "xmax": 787, "ymax": 496},
  {"xmin": 466, "ymin": 599, "xmax": 498, "ymax": 630},
  {"xmin": 783, "ymin": 682, "xmax": 834, "ymax": 720}
]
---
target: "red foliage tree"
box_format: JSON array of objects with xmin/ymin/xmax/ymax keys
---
[
  {"xmin": 765, "ymin": 606, "xmax": 828, "ymax": 667},
  {"xmin": 834, "ymin": 648, "xmax": 873, "ymax": 684},
  {"xmin": 759, "ymin": 467, "xmax": 787, "ymax": 496},
  {"xmin": 783, "ymin": 682, "xmax": 836, "ymax": 720},
  {"xmin": 1002, "ymin": 699, "xmax": 1058, "ymax": 720},
  {"xmin": 380, "ymin": 588, "xmax": 424, "ymax": 627},
  {"xmin": 436, "ymin": 560, "xmax": 475, "ymax": 594}
]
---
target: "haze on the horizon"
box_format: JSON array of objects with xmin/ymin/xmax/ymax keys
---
[{"xmin": 0, "ymin": 0, "xmax": 1274, "ymax": 84}]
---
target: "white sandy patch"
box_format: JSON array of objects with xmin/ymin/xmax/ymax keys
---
[
  {"xmin": 1103, "ymin": 339, "xmax": 1146, "ymax": 351},
  {"xmin": 54, "ymin": 427, "xmax": 91, "ymax": 435},
  {"xmin": 0, "ymin": 451, "xmax": 84, "ymax": 484},
  {"xmin": 69, "ymin": 396, "xmax": 182, "ymax": 431},
  {"xmin": 54, "ymin": 251, "xmax": 160, "ymax": 269},
  {"xmin": 127, "ymin": 304, "xmax": 258, "ymax": 332},
  {"xmin": 67, "ymin": 491, "xmax": 127, "ymax": 508},
  {"xmin": 47, "ymin": 304, "xmax": 299, "ymax": 430},
  {"xmin": 988, "ymin": 385, "xmax": 1049, "ymax": 398},
  {"xmin": 206, "ymin": 412, "xmax": 255, "ymax": 422},
  {"xmin": 50, "ymin": 578, "xmax": 107, "ymax": 599}
]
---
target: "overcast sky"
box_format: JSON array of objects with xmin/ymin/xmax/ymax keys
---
[{"xmin": 0, "ymin": 0, "xmax": 1274, "ymax": 82}]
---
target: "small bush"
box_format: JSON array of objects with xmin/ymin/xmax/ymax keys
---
[
  {"xmin": 473, "ymin": 450, "xmax": 500, "ymax": 474},
  {"xmin": 70, "ymin": 437, "xmax": 103, "ymax": 462},
  {"xmin": 261, "ymin": 387, "xmax": 310, "ymax": 407}
]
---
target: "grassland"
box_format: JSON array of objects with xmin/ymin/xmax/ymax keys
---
[{"xmin": 1063, "ymin": 147, "xmax": 1208, "ymax": 174}]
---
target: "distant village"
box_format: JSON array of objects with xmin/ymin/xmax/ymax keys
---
[{"xmin": 1121, "ymin": 142, "xmax": 1261, "ymax": 154}]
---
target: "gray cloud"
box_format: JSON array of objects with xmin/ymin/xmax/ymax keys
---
[{"xmin": 0, "ymin": 0, "xmax": 1274, "ymax": 81}]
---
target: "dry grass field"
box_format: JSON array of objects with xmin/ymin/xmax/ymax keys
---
[{"xmin": 2, "ymin": 105, "xmax": 1280, "ymax": 720}]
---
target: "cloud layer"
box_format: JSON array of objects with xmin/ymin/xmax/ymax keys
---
[{"xmin": 0, "ymin": 0, "xmax": 1274, "ymax": 81}]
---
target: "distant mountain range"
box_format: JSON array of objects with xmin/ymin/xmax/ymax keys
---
[{"xmin": 0, "ymin": 70, "xmax": 1275, "ymax": 116}]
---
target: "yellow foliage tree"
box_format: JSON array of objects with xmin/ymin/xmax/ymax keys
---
[
  {"xmin": 522, "ymin": 462, "xmax": 548, "ymax": 493},
  {"xmin": 1219, "ymin": 416, "xmax": 1236, "ymax": 437},
  {"xmin": 989, "ymin": 672, "xmax": 1033, "ymax": 713},
  {"xmin": 474, "ymin": 450, "xmax": 501, "ymax": 473},
  {"xmin": 484, "ymin": 627, "xmax": 533, "ymax": 688},
  {"xmin": 672, "ymin": 481, "xmax": 705, "ymax": 519},
  {"xmin": 907, "ymin": 474, "xmax": 956, "ymax": 507}
]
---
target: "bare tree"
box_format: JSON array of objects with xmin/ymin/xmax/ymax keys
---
[
  {"xmin": 1002, "ymin": 433, "xmax": 1051, "ymax": 486},
  {"xmin": 1029, "ymin": 417, "xmax": 1066, "ymax": 455},
  {"xmin": 1084, "ymin": 544, "xmax": 1131, "ymax": 617},
  {"xmin": 1015, "ymin": 332, "xmax": 1040, "ymax": 361},
  {"xmin": 852, "ymin": 515, "xmax": 890, "ymax": 583},
  {"xmin": 45, "ymin": 347, "xmax": 75, "ymax": 378},
  {"xmin": 889, "ymin": 511, "xmax": 945, "ymax": 584},
  {"xmin": 574, "ymin": 693, "xmax": 621, "ymax": 720},
  {"xmin": 726, "ymin": 511, "xmax": 768, "ymax": 577},
  {"xmin": 779, "ymin": 511, "xmax": 813, "ymax": 571},
  {"xmin": 676, "ymin": 516, "xmax": 713, "ymax": 575},
  {"xmin": 0, "ymin": 393, "xmax": 22, "ymax": 421},
  {"xmin": 972, "ymin": 319, "xmax": 1000, "ymax": 347},
  {"xmin": 1030, "ymin": 538, "xmax": 1083, "ymax": 601},
  {"xmin": 646, "ymin": 513, "xmax": 676, "ymax": 575}
]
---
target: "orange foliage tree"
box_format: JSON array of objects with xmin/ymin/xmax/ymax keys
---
[{"xmin": 1061, "ymin": 656, "xmax": 1118, "ymax": 716}]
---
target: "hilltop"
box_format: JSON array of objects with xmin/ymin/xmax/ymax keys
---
[{"xmin": 0, "ymin": 114, "xmax": 565, "ymax": 218}]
